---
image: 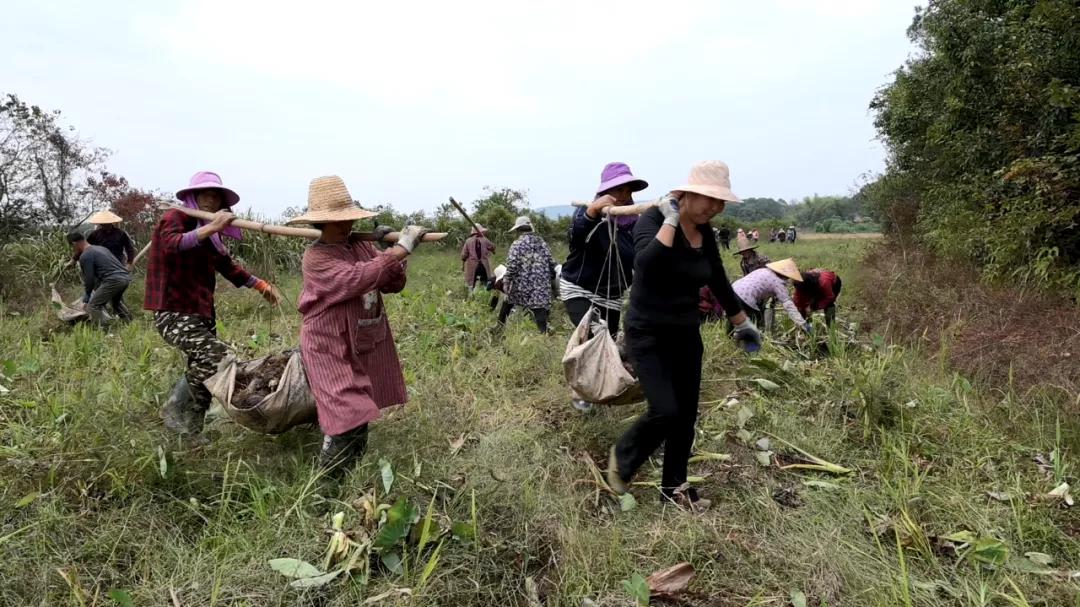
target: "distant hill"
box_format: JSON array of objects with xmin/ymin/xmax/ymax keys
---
[{"xmin": 535, "ymin": 205, "xmax": 577, "ymax": 219}]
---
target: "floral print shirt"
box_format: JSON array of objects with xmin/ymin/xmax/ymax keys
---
[{"xmin": 505, "ymin": 233, "xmax": 556, "ymax": 308}]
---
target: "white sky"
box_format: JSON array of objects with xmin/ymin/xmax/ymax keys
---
[{"xmin": 2, "ymin": 1, "xmax": 922, "ymax": 217}]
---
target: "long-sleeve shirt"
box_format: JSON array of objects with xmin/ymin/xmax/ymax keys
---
[
  {"xmin": 143, "ymin": 210, "xmax": 257, "ymax": 318},
  {"xmin": 732, "ymin": 268, "xmax": 805, "ymax": 326},
  {"xmin": 298, "ymin": 236, "xmax": 408, "ymax": 436},
  {"xmin": 793, "ymin": 270, "xmax": 840, "ymax": 316},
  {"xmin": 505, "ymin": 233, "xmax": 556, "ymax": 308},
  {"xmin": 78, "ymin": 245, "xmax": 130, "ymax": 298},
  {"xmin": 87, "ymin": 227, "xmax": 136, "ymax": 264},
  {"xmin": 624, "ymin": 206, "xmax": 741, "ymax": 330},
  {"xmin": 560, "ymin": 206, "xmax": 635, "ymax": 305},
  {"xmin": 740, "ymin": 251, "xmax": 771, "ymax": 276}
]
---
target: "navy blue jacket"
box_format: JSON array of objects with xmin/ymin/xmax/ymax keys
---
[{"xmin": 560, "ymin": 206, "xmax": 635, "ymax": 300}]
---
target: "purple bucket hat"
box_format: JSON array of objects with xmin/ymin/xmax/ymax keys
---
[
  {"xmin": 596, "ymin": 162, "xmax": 648, "ymax": 196},
  {"xmin": 175, "ymin": 171, "xmax": 240, "ymax": 207}
]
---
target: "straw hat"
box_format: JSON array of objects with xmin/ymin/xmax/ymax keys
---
[
  {"xmin": 176, "ymin": 171, "xmax": 240, "ymax": 207},
  {"xmin": 88, "ymin": 210, "xmax": 123, "ymax": 224},
  {"xmin": 287, "ymin": 176, "xmax": 378, "ymax": 225},
  {"xmin": 673, "ymin": 160, "xmax": 741, "ymax": 203},
  {"xmin": 732, "ymin": 235, "xmax": 757, "ymax": 255},
  {"xmin": 509, "ymin": 216, "xmax": 533, "ymax": 233},
  {"xmin": 766, "ymin": 258, "xmax": 803, "ymax": 282},
  {"xmin": 472, "ymin": 224, "xmax": 488, "ymax": 235}
]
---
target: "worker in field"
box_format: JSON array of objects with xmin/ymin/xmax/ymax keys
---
[
  {"xmin": 731, "ymin": 258, "xmax": 808, "ymax": 331},
  {"xmin": 69, "ymin": 210, "xmax": 137, "ymax": 269},
  {"xmin": 499, "ymin": 216, "xmax": 557, "ymax": 333},
  {"xmin": 461, "ymin": 224, "xmax": 495, "ymax": 292},
  {"xmin": 147, "ymin": 171, "xmax": 281, "ymax": 442},
  {"xmin": 787, "ymin": 225, "xmax": 797, "ymax": 244},
  {"xmin": 733, "ymin": 234, "xmax": 771, "ymax": 276},
  {"xmin": 288, "ymin": 176, "xmax": 429, "ymax": 476},
  {"xmin": 716, "ymin": 225, "xmax": 731, "ymax": 250},
  {"xmin": 67, "ymin": 231, "xmax": 133, "ymax": 324},
  {"xmin": 606, "ymin": 160, "xmax": 762, "ymax": 512},
  {"xmin": 560, "ymin": 162, "xmax": 647, "ymax": 411},
  {"xmin": 795, "ymin": 268, "xmax": 842, "ymax": 327}
]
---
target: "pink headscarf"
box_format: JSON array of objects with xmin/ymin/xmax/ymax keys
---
[{"xmin": 179, "ymin": 192, "xmax": 243, "ymax": 255}]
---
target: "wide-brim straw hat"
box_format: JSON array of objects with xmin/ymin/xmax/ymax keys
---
[
  {"xmin": 472, "ymin": 224, "xmax": 488, "ymax": 235},
  {"xmin": 766, "ymin": 258, "xmax": 803, "ymax": 282},
  {"xmin": 509, "ymin": 215, "xmax": 533, "ymax": 233},
  {"xmin": 493, "ymin": 264, "xmax": 507, "ymax": 283},
  {"xmin": 287, "ymin": 176, "xmax": 378, "ymax": 225},
  {"xmin": 175, "ymin": 171, "xmax": 241, "ymax": 207},
  {"xmin": 672, "ymin": 160, "xmax": 741, "ymax": 203},
  {"xmin": 732, "ymin": 235, "xmax": 757, "ymax": 255},
  {"xmin": 88, "ymin": 210, "xmax": 123, "ymax": 224}
]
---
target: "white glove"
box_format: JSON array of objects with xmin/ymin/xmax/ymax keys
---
[
  {"xmin": 658, "ymin": 194, "xmax": 681, "ymax": 228},
  {"xmin": 395, "ymin": 225, "xmax": 431, "ymax": 253}
]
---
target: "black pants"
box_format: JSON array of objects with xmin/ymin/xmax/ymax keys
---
[
  {"xmin": 563, "ymin": 297, "xmax": 620, "ymax": 336},
  {"xmin": 470, "ymin": 264, "xmax": 492, "ymax": 290},
  {"xmin": 614, "ymin": 325, "xmax": 703, "ymax": 492},
  {"xmin": 498, "ymin": 300, "xmax": 549, "ymax": 333},
  {"xmin": 719, "ymin": 239, "xmax": 730, "ymax": 250}
]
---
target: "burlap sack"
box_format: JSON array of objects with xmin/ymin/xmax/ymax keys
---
[
  {"xmin": 205, "ymin": 350, "xmax": 318, "ymax": 434},
  {"xmin": 561, "ymin": 308, "xmax": 642, "ymax": 405},
  {"xmin": 51, "ymin": 285, "xmax": 89, "ymax": 323}
]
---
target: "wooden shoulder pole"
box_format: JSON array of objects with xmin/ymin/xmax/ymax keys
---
[{"xmin": 570, "ymin": 199, "xmax": 658, "ymax": 216}]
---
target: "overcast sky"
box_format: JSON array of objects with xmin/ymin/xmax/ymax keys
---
[{"xmin": 2, "ymin": 1, "xmax": 923, "ymax": 217}]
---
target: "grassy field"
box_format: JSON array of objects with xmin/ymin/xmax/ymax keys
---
[{"xmin": 0, "ymin": 237, "xmax": 1077, "ymax": 606}]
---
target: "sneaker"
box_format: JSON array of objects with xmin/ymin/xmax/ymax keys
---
[
  {"xmin": 606, "ymin": 446, "xmax": 628, "ymax": 495},
  {"xmin": 572, "ymin": 399, "xmax": 594, "ymax": 412},
  {"xmin": 319, "ymin": 425, "xmax": 370, "ymax": 472}
]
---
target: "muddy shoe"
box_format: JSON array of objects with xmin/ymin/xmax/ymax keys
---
[
  {"xmin": 572, "ymin": 399, "xmax": 594, "ymax": 413},
  {"xmin": 662, "ymin": 484, "xmax": 711, "ymax": 513},
  {"xmin": 319, "ymin": 424, "xmax": 369, "ymax": 473},
  {"xmin": 607, "ymin": 446, "xmax": 628, "ymax": 495},
  {"xmin": 160, "ymin": 377, "xmax": 207, "ymax": 440}
]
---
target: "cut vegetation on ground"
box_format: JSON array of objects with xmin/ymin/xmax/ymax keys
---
[{"xmin": 0, "ymin": 238, "xmax": 1077, "ymax": 606}]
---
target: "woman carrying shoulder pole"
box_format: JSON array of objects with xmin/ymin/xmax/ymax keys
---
[{"xmin": 607, "ymin": 160, "xmax": 761, "ymax": 511}]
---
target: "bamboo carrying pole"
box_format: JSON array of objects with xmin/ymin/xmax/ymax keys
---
[
  {"xmin": 569, "ymin": 199, "xmax": 659, "ymax": 216},
  {"xmin": 156, "ymin": 203, "xmax": 447, "ymax": 243},
  {"xmin": 131, "ymin": 241, "xmax": 152, "ymax": 266},
  {"xmin": 447, "ymin": 196, "xmax": 484, "ymax": 235}
]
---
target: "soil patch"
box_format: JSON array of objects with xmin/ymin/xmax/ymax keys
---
[{"xmin": 233, "ymin": 354, "xmax": 290, "ymax": 408}]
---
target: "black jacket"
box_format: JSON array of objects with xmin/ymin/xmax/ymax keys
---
[{"xmin": 560, "ymin": 206, "xmax": 635, "ymax": 300}]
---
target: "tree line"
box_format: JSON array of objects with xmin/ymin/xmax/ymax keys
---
[{"xmin": 864, "ymin": 0, "xmax": 1080, "ymax": 296}]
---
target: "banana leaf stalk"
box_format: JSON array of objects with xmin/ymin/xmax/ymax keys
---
[{"xmin": 767, "ymin": 433, "xmax": 853, "ymax": 475}]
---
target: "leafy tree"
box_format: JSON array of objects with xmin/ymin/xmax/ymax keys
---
[
  {"xmin": 0, "ymin": 93, "xmax": 108, "ymax": 237},
  {"xmin": 870, "ymin": 0, "xmax": 1080, "ymax": 294}
]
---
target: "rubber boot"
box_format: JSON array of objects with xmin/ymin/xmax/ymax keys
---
[
  {"xmin": 318, "ymin": 424, "xmax": 370, "ymax": 477},
  {"xmin": 160, "ymin": 377, "xmax": 208, "ymax": 444}
]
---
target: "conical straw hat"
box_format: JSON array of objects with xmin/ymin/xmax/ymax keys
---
[
  {"xmin": 88, "ymin": 210, "xmax": 123, "ymax": 224},
  {"xmin": 287, "ymin": 176, "xmax": 378, "ymax": 225},
  {"xmin": 766, "ymin": 258, "xmax": 802, "ymax": 282}
]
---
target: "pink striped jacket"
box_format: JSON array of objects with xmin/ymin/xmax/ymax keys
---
[{"xmin": 297, "ymin": 237, "xmax": 408, "ymax": 436}]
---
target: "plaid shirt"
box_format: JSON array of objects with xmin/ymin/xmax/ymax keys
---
[{"xmin": 143, "ymin": 210, "xmax": 253, "ymax": 318}]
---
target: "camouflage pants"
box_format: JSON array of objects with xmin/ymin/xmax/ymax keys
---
[{"xmin": 153, "ymin": 311, "xmax": 229, "ymax": 412}]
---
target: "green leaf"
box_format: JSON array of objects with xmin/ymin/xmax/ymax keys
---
[
  {"xmin": 269, "ymin": 558, "xmax": 323, "ymax": 579},
  {"xmin": 971, "ymin": 537, "xmax": 1009, "ymax": 566},
  {"xmin": 15, "ymin": 492, "xmax": 40, "ymax": 508},
  {"xmin": 451, "ymin": 521, "xmax": 476, "ymax": 543},
  {"xmin": 753, "ymin": 378, "xmax": 781, "ymax": 391},
  {"xmin": 941, "ymin": 530, "xmax": 977, "ymax": 545},
  {"xmin": 1024, "ymin": 552, "xmax": 1053, "ymax": 567},
  {"xmin": 107, "ymin": 590, "xmax": 134, "ymax": 607},
  {"xmin": 373, "ymin": 497, "xmax": 417, "ymax": 551},
  {"xmin": 790, "ymin": 589, "xmax": 808, "ymax": 607},
  {"xmin": 736, "ymin": 428, "xmax": 754, "ymax": 444},
  {"xmin": 380, "ymin": 551, "xmax": 403, "ymax": 575},
  {"xmin": 416, "ymin": 493, "xmax": 439, "ymax": 555},
  {"xmin": 736, "ymin": 405, "xmax": 754, "ymax": 429},
  {"xmin": 621, "ymin": 573, "xmax": 650, "ymax": 606},
  {"xmin": 288, "ymin": 569, "xmax": 343, "ymax": 588},
  {"xmin": 619, "ymin": 493, "xmax": 637, "ymax": 512},
  {"xmin": 418, "ymin": 541, "xmax": 444, "ymax": 589},
  {"xmin": 748, "ymin": 357, "xmax": 781, "ymax": 371},
  {"xmin": 755, "ymin": 451, "xmax": 774, "ymax": 467},
  {"xmin": 379, "ymin": 458, "xmax": 395, "ymax": 494},
  {"xmin": 802, "ymin": 480, "xmax": 842, "ymax": 491}
]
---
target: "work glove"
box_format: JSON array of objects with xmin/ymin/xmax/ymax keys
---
[
  {"xmin": 253, "ymin": 279, "xmax": 281, "ymax": 306},
  {"xmin": 658, "ymin": 193, "xmax": 681, "ymax": 228},
  {"xmin": 395, "ymin": 225, "xmax": 431, "ymax": 253},
  {"xmin": 732, "ymin": 317, "xmax": 762, "ymax": 353}
]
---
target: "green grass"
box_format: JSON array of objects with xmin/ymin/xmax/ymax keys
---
[{"xmin": 0, "ymin": 238, "xmax": 1077, "ymax": 606}]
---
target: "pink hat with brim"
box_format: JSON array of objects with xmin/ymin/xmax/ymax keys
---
[
  {"xmin": 596, "ymin": 162, "xmax": 648, "ymax": 196},
  {"xmin": 175, "ymin": 171, "xmax": 240, "ymax": 207},
  {"xmin": 673, "ymin": 160, "xmax": 741, "ymax": 203}
]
